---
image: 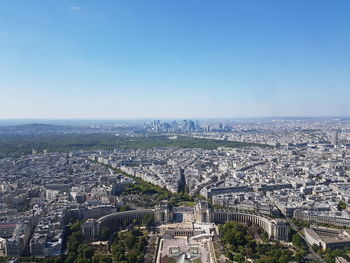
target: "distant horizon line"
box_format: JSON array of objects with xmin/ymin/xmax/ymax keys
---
[{"xmin": 0, "ymin": 116, "xmax": 349, "ymax": 122}]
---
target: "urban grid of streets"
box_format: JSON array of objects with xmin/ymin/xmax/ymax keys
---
[{"xmin": 1, "ymin": 118, "xmax": 350, "ymax": 262}]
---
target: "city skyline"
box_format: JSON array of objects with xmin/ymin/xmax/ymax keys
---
[{"xmin": 1, "ymin": 0, "xmax": 350, "ymax": 119}]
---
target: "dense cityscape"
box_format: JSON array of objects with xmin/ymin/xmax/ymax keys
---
[
  {"xmin": 1, "ymin": 0, "xmax": 349, "ymax": 262},
  {"xmin": 0, "ymin": 118, "xmax": 349, "ymax": 263}
]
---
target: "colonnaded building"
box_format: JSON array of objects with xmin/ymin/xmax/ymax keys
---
[{"xmin": 81, "ymin": 200, "xmax": 289, "ymax": 241}]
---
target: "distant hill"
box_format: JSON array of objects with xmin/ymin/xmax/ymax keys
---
[{"xmin": 0, "ymin": 123, "xmax": 75, "ymax": 135}]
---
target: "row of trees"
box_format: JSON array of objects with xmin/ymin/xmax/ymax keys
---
[
  {"xmin": 114, "ymin": 167, "xmax": 201, "ymax": 207},
  {"xmin": 291, "ymin": 232, "xmax": 308, "ymax": 262},
  {"xmin": 177, "ymin": 168, "xmax": 187, "ymax": 193},
  {"xmin": 113, "ymin": 168, "xmax": 173, "ymax": 207}
]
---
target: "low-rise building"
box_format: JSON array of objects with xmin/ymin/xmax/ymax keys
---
[{"xmin": 304, "ymin": 226, "xmax": 350, "ymax": 250}]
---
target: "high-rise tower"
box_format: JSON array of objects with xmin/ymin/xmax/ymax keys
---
[{"xmin": 331, "ymin": 130, "xmax": 339, "ymax": 146}]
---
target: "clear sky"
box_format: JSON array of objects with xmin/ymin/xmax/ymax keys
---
[{"xmin": 0, "ymin": 0, "xmax": 349, "ymax": 119}]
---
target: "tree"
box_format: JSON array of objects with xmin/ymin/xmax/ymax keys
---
[
  {"xmin": 338, "ymin": 200, "xmax": 347, "ymax": 211},
  {"xmin": 312, "ymin": 244, "xmax": 320, "ymax": 252},
  {"xmin": 177, "ymin": 168, "xmax": 186, "ymax": 193},
  {"xmin": 142, "ymin": 214, "xmax": 154, "ymax": 229},
  {"xmin": 220, "ymin": 222, "xmax": 294, "ymax": 262},
  {"xmin": 69, "ymin": 231, "xmax": 83, "ymax": 243},
  {"xmin": 126, "ymin": 251, "xmax": 139, "ymax": 263},
  {"xmin": 292, "ymin": 234, "xmax": 305, "ymax": 249},
  {"xmin": 64, "ymin": 252, "xmax": 76, "ymax": 263},
  {"xmin": 124, "ymin": 235, "xmax": 136, "ymax": 249},
  {"xmin": 261, "ymin": 231, "xmax": 269, "ymax": 242},
  {"xmin": 54, "ymin": 255, "xmax": 66, "ymax": 263},
  {"xmin": 279, "ymin": 254, "xmax": 291, "ymax": 263},
  {"xmin": 119, "ymin": 205, "xmax": 131, "ymax": 212},
  {"xmin": 99, "ymin": 256, "xmax": 112, "ymax": 263},
  {"xmin": 295, "ymin": 250, "xmax": 305, "ymax": 263},
  {"xmin": 234, "ymin": 253, "xmax": 245, "ymax": 263},
  {"xmin": 81, "ymin": 245, "xmax": 95, "ymax": 259},
  {"xmin": 92, "ymin": 254, "xmax": 112, "ymax": 263},
  {"xmin": 67, "ymin": 241, "xmax": 80, "ymax": 253},
  {"xmin": 110, "ymin": 228, "xmax": 148, "ymax": 263},
  {"xmin": 100, "ymin": 226, "xmax": 111, "ymax": 241},
  {"xmin": 70, "ymin": 221, "xmax": 82, "ymax": 232},
  {"xmin": 137, "ymin": 236, "xmax": 148, "ymax": 252}
]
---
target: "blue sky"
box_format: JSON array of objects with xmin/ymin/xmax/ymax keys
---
[{"xmin": 0, "ymin": 0, "xmax": 349, "ymax": 119}]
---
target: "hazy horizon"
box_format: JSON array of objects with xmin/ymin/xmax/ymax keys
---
[{"xmin": 0, "ymin": 115, "xmax": 349, "ymax": 122}]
